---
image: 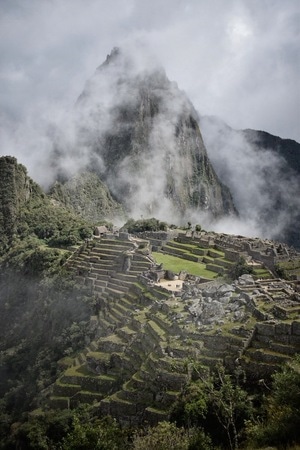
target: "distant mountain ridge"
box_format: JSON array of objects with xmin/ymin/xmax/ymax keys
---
[{"xmin": 200, "ymin": 116, "xmax": 300, "ymax": 249}]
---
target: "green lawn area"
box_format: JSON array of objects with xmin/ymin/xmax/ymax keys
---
[{"xmin": 152, "ymin": 252, "xmax": 217, "ymax": 279}]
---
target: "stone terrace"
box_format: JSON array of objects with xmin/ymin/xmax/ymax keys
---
[{"xmin": 49, "ymin": 232, "xmax": 300, "ymax": 424}]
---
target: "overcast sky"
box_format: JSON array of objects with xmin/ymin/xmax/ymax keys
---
[{"xmin": 0, "ymin": 0, "xmax": 299, "ymax": 172}]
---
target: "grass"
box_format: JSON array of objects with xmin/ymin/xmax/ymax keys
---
[
  {"xmin": 153, "ymin": 252, "xmax": 217, "ymax": 279},
  {"xmin": 277, "ymin": 257, "xmax": 300, "ymax": 278},
  {"xmin": 65, "ymin": 365, "xmax": 98, "ymax": 377},
  {"xmin": 253, "ymin": 268, "xmax": 272, "ymax": 279}
]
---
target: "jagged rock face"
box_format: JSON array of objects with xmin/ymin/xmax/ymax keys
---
[
  {"xmin": 50, "ymin": 171, "xmax": 124, "ymax": 222},
  {"xmin": 0, "ymin": 156, "xmax": 39, "ymax": 249},
  {"xmin": 60, "ymin": 48, "xmax": 237, "ymax": 222}
]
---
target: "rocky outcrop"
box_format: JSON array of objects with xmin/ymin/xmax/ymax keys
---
[
  {"xmin": 49, "ymin": 171, "xmax": 124, "ymax": 222},
  {"xmin": 53, "ymin": 48, "xmax": 237, "ymax": 222},
  {"xmin": 0, "ymin": 156, "xmax": 41, "ymax": 250}
]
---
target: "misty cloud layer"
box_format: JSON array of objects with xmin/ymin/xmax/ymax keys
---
[
  {"xmin": 48, "ymin": 47, "xmax": 235, "ymax": 224},
  {"xmin": 201, "ymin": 116, "xmax": 300, "ymax": 241},
  {"xmin": 0, "ymin": 1, "xmax": 299, "ymax": 242}
]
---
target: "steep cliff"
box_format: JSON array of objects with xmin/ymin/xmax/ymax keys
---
[
  {"xmin": 53, "ymin": 48, "xmax": 237, "ymax": 223},
  {"xmin": 0, "ymin": 156, "xmax": 41, "ymax": 251},
  {"xmin": 0, "ymin": 156, "xmax": 94, "ymax": 259},
  {"xmin": 50, "ymin": 171, "xmax": 124, "ymax": 223}
]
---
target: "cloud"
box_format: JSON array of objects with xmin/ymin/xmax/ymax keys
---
[
  {"xmin": 200, "ymin": 116, "xmax": 300, "ymax": 241},
  {"xmin": 0, "ymin": 0, "xmax": 299, "ymax": 242},
  {"xmin": 0, "ymin": 1, "xmax": 299, "ymax": 141}
]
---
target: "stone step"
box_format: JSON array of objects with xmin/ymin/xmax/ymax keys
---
[
  {"xmin": 113, "ymin": 302, "xmax": 131, "ymax": 317},
  {"xmin": 128, "ymin": 371, "xmax": 146, "ymax": 390},
  {"xmin": 116, "ymin": 326, "xmax": 138, "ymax": 343},
  {"xmin": 98, "ymin": 317, "xmax": 115, "ymax": 334},
  {"xmin": 206, "ymin": 263, "xmax": 225, "ymax": 275},
  {"xmin": 89, "ymin": 264, "xmax": 110, "ymax": 274},
  {"xmin": 98, "ymin": 335, "xmax": 127, "ymax": 354},
  {"xmin": 49, "ymin": 396, "xmax": 70, "ymax": 409},
  {"xmin": 145, "ymin": 320, "xmax": 166, "ymax": 343},
  {"xmin": 105, "ymin": 307, "xmax": 125, "ymax": 325},
  {"xmin": 52, "ymin": 381, "xmax": 81, "ymax": 397},
  {"xmin": 100, "ymin": 393, "xmax": 138, "ymax": 419},
  {"xmin": 61, "ymin": 368, "xmax": 118, "ymax": 393},
  {"xmin": 166, "ymin": 241, "xmax": 196, "ymax": 251},
  {"xmin": 70, "ymin": 390, "xmax": 104, "ymax": 407},
  {"xmin": 149, "ymin": 287, "xmax": 170, "ymax": 300},
  {"xmin": 251, "ymin": 339, "xmax": 300, "ymax": 356},
  {"xmin": 118, "ymin": 295, "xmax": 135, "ymax": 309},
  {"xmin": 149, "ymin": 313, "xmax": 173, "ymax": 335},
  {"xmin": 130, "ymin": 262, "xmax": 152, "ymax": 271},
  {"xmin": 117, "ymin": 384, "xmax": 153, "ymax": 404},
  {"xmin": 196, "ymin": 355, "xmax": 223, "ymax": 368},
  {"xmin": 192, "ymin": 248, "xmax": 207, "ymax": 256},
  {"xmin": 105, "ymin": 287, "xmax": 126, "ymax": 299},
  {"xmin": 90, "ymin": 268, "xmax": 111, "ymax": 278},
  {"xmin": 94, "ymin": 279, "xmax": 108, "ymax": 288},
  {"xmin": 98, "ymin": 239, "xmax": 135, "ymax": 249},
  {"xmin": 89, "ymin": 259, "xmax": 115, "ymax": 268},
  {"xmin": 114, "ymin": 272, "xmax": 138, "ymax": 282},
  {"xmin": 100, "ymin": 312, "xmax": 123, "ymax": 330},
  {"xmin": 208, "ymin": 249, "xmax": 225, "ymax": 258},
  {"xmin": 94, "ymin": 284, "xmax": 105, "ymax": 294},
  {"xmin": 109, "ymin": 275, "xmax": 134, "ymax": 289},
  {"xmin": 91, "ymin": 246, "xmax": 125, "ymax": 255},
  {"xmin": 106, "ymin": 281, "xmax": 129, "ymax": 293},
  {"xmin": 144, "ymin": 406, "xmax": 169, "ymax": 424},
  {"xmin": 245, "ymin": 348, "xmax": 290, "ymax": 365},
  {"xmin": 215, "ymin": 258, "xmax": 235, "ymax": 269}
]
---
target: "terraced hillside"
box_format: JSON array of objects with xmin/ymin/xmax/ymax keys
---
[{"xmin": 49, "ymin": 232, "xmax": 300, "ymax": 425}]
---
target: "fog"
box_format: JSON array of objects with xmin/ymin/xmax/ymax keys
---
[{"xmin": 0, "ymin": 1, "xmax": 299, "ymax": 241}]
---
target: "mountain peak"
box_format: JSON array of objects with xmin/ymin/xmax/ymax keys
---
[{"xmin": 54, "ymin": 48, "xmax": 237, "ymax": 223}]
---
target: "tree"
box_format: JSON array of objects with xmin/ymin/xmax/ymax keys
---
[
  {"xmin": 228, "ymin": 257, "xmax": 253, "ymax": 281},
  {"xmin": 246, "ymin": 355, "xmax": 300, "ymax": 447},
  {"xmin": 207, "ymin": 365, "xmax": 251, "ymax": 450},
  {"xmin": 61, "ymin": 414, "xmax": 127, "ymax": 450},
  {"xmin": 132, "ymin": 421, "xmax": 190, "ymax": 450},
  {"xmin": 171, "ymin": 364, "xmax": 252, "ymax": 450}
]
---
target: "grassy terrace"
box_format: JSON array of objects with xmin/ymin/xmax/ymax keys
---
[
  {"xmin": 252, "ymin": 267, "xmax": 272, "ymax": 279},
  {"xmin": 276, "ymin": 257, "xmax": 300, "ymax": 278},
  {"xmin": 152, "ymin": 252, "xmax": 217, "ymax": 279}
]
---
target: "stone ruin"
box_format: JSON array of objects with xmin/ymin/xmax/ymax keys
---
[{"xmin": 48, "ymin": 231, "xmax": 300, "ymax": 425}]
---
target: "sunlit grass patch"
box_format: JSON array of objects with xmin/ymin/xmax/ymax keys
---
[{"xmin": 152, "ymin": 252, "xmax": 217, "ymax": 279}]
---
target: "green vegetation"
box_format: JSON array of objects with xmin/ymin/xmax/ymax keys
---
[
  {"xmin": 49, "ymin": 171, "xmax": 124, "ymax": 223},
  {"xmin": 1, "ymin": 359, "xmax": 298, "ymax": 449},
  {"xmin": 276, "ymin": 257, "xmax": 300, "ymax": 279},
  {"xmin": 122, "ymin": 217, "xmax": 168, "ymax": 233},
  {"xmin": 252, "ymin": 267, "xmax": 271, "ymax": 279},
  {"xmin": 132, "ymin": 421, "xmax": 212, "ymax": 450},
  {"xmin": 246, "ymin": 355, "xmax": 300, "ymax": 448},
  {"xmin": 0, "ymin": 157, "xmax": 299, "ymax": 449},
  {"xmin": 171, "ymin": 364, "xmax": 253, "ymax": 450},
  {"xmin": 153, "ymin": 252, "xmax": 217, "ymax": 278},
  {"xmin": 227, "ymin": 257, "xmax": 254, "ymax": 281}
]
